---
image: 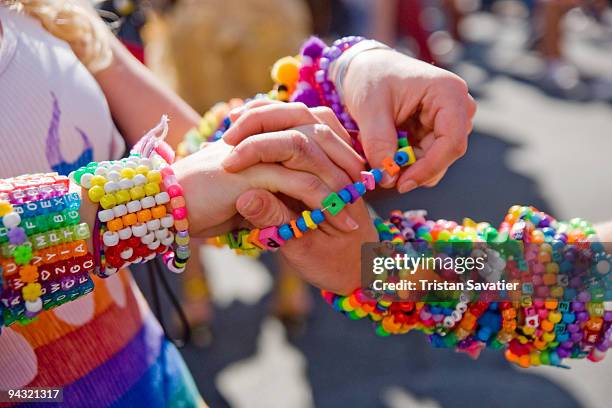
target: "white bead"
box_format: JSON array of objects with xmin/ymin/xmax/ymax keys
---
[
  {"xmin": 147, "ymin": 219, "xmax": 161, "ymax": 232},
  {"xmin": 443, "ymin": 316, "xmax": 455, "ymax": 328},
  {"xmin": 141, "ymin": 232, "xmax": 155, "ymax": 245},
  {"xmin": 107, "ymin": 171, "xmax": 121, "ymax": 182},
  {"xmin": 94, "ymin": 167, "xmax": 107, "ymax": 177},
  {"xmin": 132, "ymin": 256, "xmax": 143, "ymax": 264},
  {"xmin": 104, "ymin": 267, "xmax": 118, "ymax": 276},
  {"xmin": 132, "ymin": 223, "xmax": 148, "ymax": 237},
  {"xmin": 103, "ymin": 231, "xmax": 120, "ymax": 247},
  {"xmin": 113, "ymin": 204, "xmax": 128, "ymax": 218},
  {"xmin": 126, "ymin": 200, "xmax": 142, "ymax": 213},
  {"xmin": 125, "ymin": 160, "xmax": 137, "ymax": 169},
  {"xmin": 161, "ymin": 232, "xmax": 174, "ymax": 246},
  {"xmin": 80, "ymin": 173, "xmax": 94, "ymax": 189},
  {"xmin": 133, "ymin": 174, "xmax": 147, "ymax": 186},
  {"xmin": 118, "ymin": 227, "xmax": 133, "ymax": 240},
  {"xmin": 160, "ymin": 214, "xmax": 174, "ymax": 228},
  {"xmin": 139, "ymin": 158, "xmax": 152, "ymax": 168},
  {"xmin": 144, "ymin": 253, "xmax": 157, "ymax": 262},
  {"xmin": 104, "ymin": 181, "xmax": 120, "ymax": 193},
  {"xmin": 2, "ymin": 212, "xmax": 21, "ymax": 229},
  {"xmin": 120, "ymin": 247, "xmax": 133, "ymax": 260},
  {"xmin": 155, "ymin": 192, "xmax": 170, "ymax": 205},
  {"xmin": 98, "ymin": 209, "xmax": 115, "ymax": 223},
  {"xmin": 25, "ymin": 298, "xmax": 43, "ymax": 313},
  {"xmin": 148, "ymin": 240, "xmax": 161, "ymax": 250},
  {"xmin": 451, "ymin": 310, "xmax": 463, "ymax": 321},
  {"xmin": 119, "ymin": 178, "xmax": 134, "ymax": 190},
  {"xmin": 154, "ymin": 228, "xmax": 168, "ymax": 240},
  {"xmin": 604, "ymin": 301, "xmax": 612, "ymax": 311},
  {"xmin": 109, "ymin": 164, "xmax": 122, "ymax": 173},
  {"xmin": 167, "ymin": 259, "xmax": 185, "ymax": 274},
  {"xmin": 141, "ymin": 196, "xmax": 155, "ymax": 209}
]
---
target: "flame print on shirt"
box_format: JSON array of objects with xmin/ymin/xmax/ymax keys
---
[{"xmin": 46, "ymin": 92, "xmax": 93, "ymax": 175}]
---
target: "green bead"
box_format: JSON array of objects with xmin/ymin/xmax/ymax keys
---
[
  {"xmin": 322, "ymin": 192, "xmax": 345, "ymax": 216},
  {"xmin": 63, "ymin": 209, "xmax": 80, "ymax": 226},
  {"xmin": 73, "ymin": 169, "xmax": 85, "ymax": 184},
  {"xmin": 375, "ymin": 325, "xmax": 390, "ymax": 337},
  {"xmin": 74, "ymin": 223, "xmax": 90, "ymax": 240},
  {"xmin": 398, "ymin": 137, "xmax": 409, "ymax": 148}
]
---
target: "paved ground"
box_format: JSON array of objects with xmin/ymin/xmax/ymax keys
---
[{"xmin": 136, "ymin": 10, "xmax": 612, "ymax": 408}]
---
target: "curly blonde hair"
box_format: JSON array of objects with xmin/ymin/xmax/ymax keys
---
[{"xmin": 2, "ymin": 0, "xmax": 112, "ymax": 72}]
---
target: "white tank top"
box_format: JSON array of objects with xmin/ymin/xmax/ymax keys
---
[{"xmin": 0, "ymin": 6, "xmax": 125, "ymax": 177}]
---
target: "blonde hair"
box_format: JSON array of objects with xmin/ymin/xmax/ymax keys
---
[{"xmin": 2, "ymin": 0, "xmax": 112, "ymax": 72}]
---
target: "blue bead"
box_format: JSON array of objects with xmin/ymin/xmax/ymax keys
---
[
  {"xmin": 354, "ymin": 182, "xmax": 366, "ymax": 196},
  {"xmin": 338, "ymin": 189, "xmax": 352, "ymax": 204},
  {"xmin": 371, "ymin": 169, "xmax": 383, "ymax": 183},
  {"xmin": 394, "ymin": 151, "xmax": 409, "ymax": 166},
  {"xmin": 311, "ymin": 209, "xmax": 325, "ymax": 224},
  {"xmin": 296, "ymin": 217, "xmax": 309, "ymax": 232},
  {"xmin": 278, "ymin": 224, "xmax": 294, "ymax": 240}
]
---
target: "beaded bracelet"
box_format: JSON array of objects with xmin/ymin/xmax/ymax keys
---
[
  {"xmin": 323, "ymin": 208, "xmax": 612, "ymax": 368},
  {"xmin": 1, "ymin": 174, "xmax": 94, "ymax": 326}
]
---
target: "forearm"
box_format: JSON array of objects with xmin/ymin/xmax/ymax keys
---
[{"xmin": 94, "ymin": 37, "xmax": 200, "ymax": 148}]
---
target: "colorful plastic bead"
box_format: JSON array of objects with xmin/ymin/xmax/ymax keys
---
[
  {"xmin": 278, "ymin": 224, "xmax": 294, "ymax": 240},
  {"xmin": 258, "ymin": 226, "xmax": 285, "ymax": 250},
  {"xmin": 382, "ymin": 157, "xmax": 400, "ymax": 176},
  {"xmin": 322, "ymin": 192, "xmax": 345, "ymax": 216}
]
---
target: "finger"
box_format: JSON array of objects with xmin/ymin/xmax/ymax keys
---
[
  {"xmin": 422, "ymin": 168, "xmax": 446, "ymax": 187},
  {"xmin": 223, "ymin": 102, "xmax": 318, "ymax": 145},
  {"xmin": 243, "ymin": 164, "xmax": 359, "ymax": 232},
  {"xmin": 353, "ymin": 106, "xmax": 400, "ymax": 188},
  {"xmin": 309, "ymin": 106, "xmax": 353, "ymax": 145},
  {"xmin": 222, "ymin": 126, "xmax": 364, "ymax": 184},
  {"xmin": 397, "ymin": 110, "xmax": 468, "ymax": 193},
  {"xmin": 235, "ymin": 189, "xmax": 295, "ymax": 228},
  {"xmin": 228, "ymin": 99, "xmax": 282, "ymax": 123}
]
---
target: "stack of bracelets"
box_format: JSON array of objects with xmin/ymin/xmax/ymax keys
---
[
  {"xmin": 177, "ymin": 36, "xmax": 612, "ymax": 368},
  {"xmin": 0, "ymin": 174, "xmax": 94, "ymax": 327}
]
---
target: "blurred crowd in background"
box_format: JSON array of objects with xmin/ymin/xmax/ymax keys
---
[{"xmin": 92, "ymin": 1, "xmax": 612, "ymax": 406}]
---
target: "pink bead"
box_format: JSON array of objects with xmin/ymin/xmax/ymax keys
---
[
  {"xmin": 167, "ymin": 184, "xmax": 184, "ymax": 198},
  {"xmin": 155, "ymin": 141, "xmax": 175, "ymax": 164},
  {"xmin": 360, "ymin": 171, "xmax": 375, "ymax": 190},
  {"xmin": 258, "ymin": 226, "xmax": 285, "ymax": 251},
  {"xmin": 163, "ymin": 175, "xmax": 178, "ymax": 189},
  {"xmin": 172, "ymin": 207, "xmax": 187, "ymax": 220},
  {"xmin": 161, "ymin": 167, "xmax": 174, "ymax": 177}
]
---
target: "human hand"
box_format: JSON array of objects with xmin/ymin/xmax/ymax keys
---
[
  {"xmin": 222, "ymin": 102, "xmax": 378, "ymax": 294},
  {"xmin": 341, "ymin": 48, "xmax": 476, "ymax": 192},
  {"xmin": 172, "ymin": 140, "xmax": 361, "ymax": 238}
]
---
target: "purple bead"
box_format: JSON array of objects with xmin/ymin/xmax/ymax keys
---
[
  {"xmin": 326, "ymin": 46, "xmax": 342, "ymax": 59},
  {"xmin": 598, "ymin": 341, "xmax": 611, "ymax": 351},
  {"xmin": 539, "ymin": 218, "xmax": 551, "ymax": 228},
  {"xmin": 321, "ymin": 81, "xmax": 333, "ymax": 93},
  {"xmin": 578, "ymin": 291, "xmax": 591, "ymax": 302},
  {"xmin": 345, "ymin": 184, "xmax": 360, "ymax": 203},
  {"xmin": 319, "ymin": 57, "xmax": 330, "ymax": 69},
  {"xmin": 291, "ymin": 88, "xmax": 321, "ymax": 107},
  {"xmin": 604, "ymin": 312, "xmax": 612, "ymax": 322},
  {"xmin": 577, "ymin": 311, "xmax": 589, "ymax": 322},
  {"xmin": 301, "ymin": 36, "xmax": 326, "ymax": 59},
  {"xmin": 557, "ymin": 347, "xmax": 571, "ymax": 358},
  {"xmin": 568, "ymin": 323, "xmax": 580, "ymax": 332},
  {"xmin": 7, "ymin": 227, "xmax": 27, "ymax": 245},
  {"xmin": 572, "ymin": 301, "xmax": 585, "ymax": 312},
  {"xmin": 571, "ymin": 332, "xmax": 583, "ymax": 342},
  {"xmin": 315, "ymin": 70, "xmax": 326, "ymax": 83},
  {"xmin": 561, "ymin": 341, "xmax": 575, "ymax": 349},
  {"xmin": 24, "ymin": 310, "xmax": 38, "ymax": 319}
]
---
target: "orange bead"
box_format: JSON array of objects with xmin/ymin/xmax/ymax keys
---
[
  {"xmin": 248, "ymin": 228, "xmax": 266, "ymax": 250},
  {"xmin": 19, "ymin": 264, "xmax": 39, "ymax": 283},
  {"xmin": 151, "ymin": 205, "xmax": 167, "ymax": 219},
  {"xmin": 382, "ymin": 157, "xmax": 400, "ymax": 176},
  {"xmin": 107, "ymin": 218, "xmax": 124, "ymax": 232},
  {"xmin": 174, "ymin": 218, "xmax": 189, "ymax": 232},
  {"xmin": 544, "ymin": 299, "xmax": 558, "ymax": 310},
  {"xmin": 122, "ymin": 213, "xmax": 138, "ymax": 226},
  {"xmin": 137, "ymin": 209, "xmax": 152, "ymax": 223},
  {"xmin": 541, "ymin": 319, "xmax": 554, "ymax": 332},
  {"xmin": 170, "ymin": 196, "xmax": 186, "ymax": 208},
  {"xmin": 542, "ymin": 273, "xmax": 557, "ymax": 286},
  {"xmin": 290, "ymin": 220, "xmax": 303, "ymax": 239}
]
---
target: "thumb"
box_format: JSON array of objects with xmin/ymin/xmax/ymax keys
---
[
  {"xmin": 236, "ymin": 189, "xmax": 294, "ymax": 228},
  {"xmin": 355, "ymin": 109, "xmax": 399, "ymax": 188}
]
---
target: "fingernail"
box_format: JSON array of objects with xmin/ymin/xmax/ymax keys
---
[
  {"xmin": 221, "ymin": 153, "xmax": 237, "ymax": 169},
  {"xmin": 242, "ymin": 196, "xmax": 263, "ymax": 216},
  {"xmin": 345, "ymin": 216, "xmax": 359, "ymax": 231},
  {"xmin": 398, "ymin": 180, "xmax": 418, "ymax": 194},
  {"xmin": 381, "ymin": 172, "xmax": 397, "ymax": 188},
  {"xmin": 229, "ymin": 106, "xmax": 246, "ymax": 120}
]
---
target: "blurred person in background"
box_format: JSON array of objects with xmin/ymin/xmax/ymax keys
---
[{"xmin": 135, "ymin": 0, "xmax": 317, "ymax": 342}]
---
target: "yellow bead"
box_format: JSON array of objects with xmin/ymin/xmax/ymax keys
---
[
  {"xmin": 115, "ymin": 189, "xmax": 131, "ymax": 204},
  {"xmin": 100, "ymin": 193, "xmax": 117, "ymax": 210},
  {"xmin": 146, "ymin": 170, "xmax": 162, "ymax": 184},
  {"xmin": 120, "ymin": 168, "xmax": 135, "ymax": 179},
  {"xmin": 144, "ymin": 182, "xmax": 160, "ymax": 196},
  {"xmin": 90, "ymin": 175, "xmax": 107, "ymax": 187},
  {"xmin": 302, "ymin": 211, "xmax": 317, "ymax": 230},
  {"xmin": 271, "ymin": 56, "xmax": 299, "ymax": 85},
  {"xmin": 88, "ymin": 185, "xmax": 105, "ymax": 203},
  {"xmin": 0, "ymin": 200, "xmax": 13, "ymax": 217},
  {"xmin": 135, "ymin": 165, "xmax": 149, "ymax": 175},
  {"xmin": 22, "ymin": 282, "xmax": 42, "ymax": 301},
  {"xmin": 130, "ymin": 186, "xmax": 145, "ymax": 200}
]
